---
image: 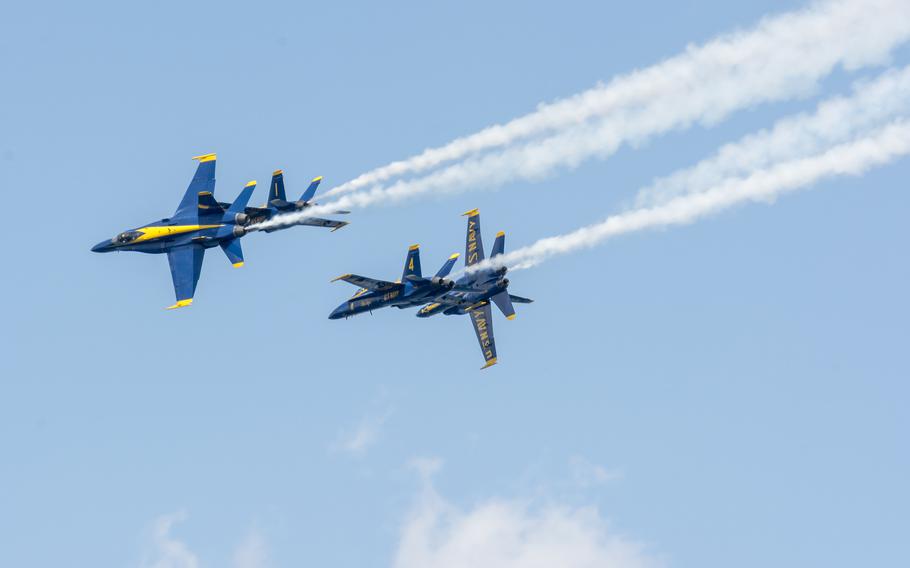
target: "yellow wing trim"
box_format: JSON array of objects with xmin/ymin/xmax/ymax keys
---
[
  {"xmin": 272, "ymin": 169, "xmax": 283, "ymax": 176},
  {"xmin": 462, "ymin": 208, "xmax": 479, "ymax": 217},
  {"xmin": 192, "ymin": 153, "xmax": 216, "ymax": 162},
  {"xmin": 449, "ymin": 253, "xmax": 460, "ymax": 260},
  {"xmin": 166, "ymin": 299, "xmax": 193, "ymax": 310},
  {"xmin": 331, "ymin": 273, "xmax": 353, "ymax": 282},
  {"xmin": 481, "ymin": 358, "xmax": 498, "ymax": 370},
  {"xmin": 496, "ymin": 231, "xmax": 505, "ymax": 238},
  {"xmin": 506, "ymin": 314, "xmax": 516, "ymax": 320},
  {"xmin": 312, "ymin": 176, "xmax": 323, "ymax": 182},
  {"xmin": 408, "ymin": 244, "xmax": 420, "ymax": 251},
  {"xmin": 232, "ymin": 262, "xmax": 244, "ymax": 268}
]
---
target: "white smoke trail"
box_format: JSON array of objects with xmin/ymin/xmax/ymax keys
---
[
  {"xmin": 250, "ymin": 62, "xmax": 910, "ymax": 233},
  {"xmin": 635, "ymin": 65, "xmax": 910, "ymax": 207},
  {"xmin": 475, "ymin": 120, "xmax": 910, "ymax": 273},
  {"xmin": 325, "ymin": 0, "xmax": 910, "ymax": 199}
]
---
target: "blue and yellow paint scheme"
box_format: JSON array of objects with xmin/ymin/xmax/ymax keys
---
[
  {"xmin": 242, "ymin": 170, "xmax": 349, "ymax": 232},
  {"xmin": 416, "ymin": 209, "xmax": 533, "ymax": 369},
  {"xmin": 90, "ymin": 154, "xmax": 257, "ymax": 309},
  {"xmin": 328, "ymin": 245, "xmax": 461, "ymax": 319}
]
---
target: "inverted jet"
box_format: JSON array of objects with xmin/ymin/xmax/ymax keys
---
[
  {"xmin": 244, "ymin": 169, "xmax": 349, "ymax": 232},
  {"xmin": 416, "ymin": 209, "xmax": 532, "ymax": 368},
  {"xmin": 328, "ymin": 245, "xmax": 460, "ymax": 319}
]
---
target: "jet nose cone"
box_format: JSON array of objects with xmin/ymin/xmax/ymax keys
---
[
  {"xmin": 328, "ymin": 305, "xmax": 346, "ymax": 320},
  {"xmin": 91, "ymin": 239, "xmax": 113, "ymax": 253}
]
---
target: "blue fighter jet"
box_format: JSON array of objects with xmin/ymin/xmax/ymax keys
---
[
  {"xmin": 91, "ymin": 154, "xmax": 258, "ymax": 309},
  {"xmin": 416, "ymin": 209, "xmax": 533, "ymax": 368},
  {"xmin": 243, "ymin": 169, "xmax": 349, "ymax": 232},
  {"xmin": 328, "ymin": 245, "xmax": 461, "ymax": 319}
]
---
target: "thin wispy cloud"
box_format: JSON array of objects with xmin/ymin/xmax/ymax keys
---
[
  {"xmin": 569, "ymin": 456, "xmax": 623, "ymax": 488},
  {"xmin": 335, "ymin": 407, "xmax": 393, "ymax": 456},
  {"xmin": 141, "ymin": 511, "xmax": 199, "ymax": 568},
  {"xmin": 394, "ymin": 458, "xmax": 661, "ymax": 568},
  {"xmin": 233, "ymin": 527, "xmax": 270, "ymax": 568}
]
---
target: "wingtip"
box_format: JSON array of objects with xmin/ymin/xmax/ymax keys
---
[
  {"xmin": 496, "ymin": 231, "xmax": 505, "ymax": 238},
  {"xmin": 232, "ymin": 261, "xmax": 244, "ymax": 268},
  {"xmin": 272, "ymin": 169, "xmax": 283, "ymax": 176},
  {"xmin": 330, "ymin": 222, "xmax": 349, "ymax": 232},
  {"xmin": 462, "ymin": 208, "xmax": 479, "ymax": 217},
  {"xmin": 312, "ymin": 176, "xmax": 323, "ymax": 182},
  {"xmin": 245, "ymin": 180, "xmax": 257, "ymax": 187},
  {"xmin": 481, "ymin": 358, "xmax": 498, "ymax": 370},
  {"xmin": 449, "ymin": 252, "xmax": 460, "ymax": 260},
  {"xmin": 408, "ymin": 244, "xmax": 420, "ymax": 251},
  {"xmin": 165, "ymin": 299, "xmax": 193, "ymax": 310},
  {"xmin": 506, "ymin": 314, "xmax": 516, "ymax": 320},
  {"xmin": 331, "ymin": 273, "xmax": 352, "ymax": 282},
  {"xmin": 192, "ymin": 153, "xmax": 216, "ymax": 162}
]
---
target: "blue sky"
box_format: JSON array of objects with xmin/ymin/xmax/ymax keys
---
[{"xmin": 2, "ymin": 1, "xmax": 909, "ymax": 566}]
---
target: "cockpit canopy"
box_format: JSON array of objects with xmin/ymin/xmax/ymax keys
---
[{"xmin": 115, "ymin": 230, "xmax": 142, "ymax": 244}]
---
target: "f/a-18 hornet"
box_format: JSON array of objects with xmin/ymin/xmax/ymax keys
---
[
  {"xmin": 417, "ymin": 209, "xmax": 532, "ymax": 369},
  {"xmin": 328, "ymin": 245, "xmax": 461, "ymax": 319},
  {"xmin": 243, "ymin": 169, "xmax": 349, "ymax": 232},
  {"xmin": 91, "ymin": 154, "xmax": 257, "ymax": 309}
]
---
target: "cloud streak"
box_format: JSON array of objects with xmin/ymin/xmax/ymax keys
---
[{"xmin": 322, "ymin": 0, "xmax": 910, "ymax": 206}]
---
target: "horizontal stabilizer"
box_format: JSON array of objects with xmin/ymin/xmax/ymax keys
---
[
  {"xmin": 219, "ymin": 238, "xmax": 244, "ymax": 267},
  {"xmin": 508, "ymin": 294, "xmax": 533, "ymax": 304},
  {"xmin": 491, "ymin": 291, "xmax": 516, "ymax": 320}
]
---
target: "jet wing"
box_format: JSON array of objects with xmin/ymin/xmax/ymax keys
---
[
  {"xmin": 291, "ymin": 217, "xmax": 348, "ymax": 231},
  {"xmin": 331, "ymin": 274, "xmax": 398, "ymax": 292},
  {"xmin": 165, "ymin": 244, "xmax": 205, "ymax": 309},
  {"xmin": 175, "ymin": 154, "xmax": 216, "ymax": 219},
  {"xmin": 468, "ymin": 303, "xmax": 498, "ymax": 369}
]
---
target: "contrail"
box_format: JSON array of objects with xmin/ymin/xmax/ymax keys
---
[
  {"xmin": 475, "ymin": 120, "xmax": 910, "ymax": 273},
  {"xmin": 325, "ymin": 0, "xmax": 910, "ymax": 199}
]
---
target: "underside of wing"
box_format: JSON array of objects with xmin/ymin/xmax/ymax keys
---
[
  {"xmin": 469, "ymin": 303, "xmax": 497, "ymax": 369},
  {"xmin": 294, "ymin": 217, "xmax": 349, "ymax": 231},
  {"xmin": 175, "ymin": 154, "xmax": 216, "ymax": 219},
  {"xmin": 165, "ymin": 245, "xmax": 205, "ymax": 309},
  {"xmin": 331, "ymin": 273, "xmax": 398, "ymax": 292}
]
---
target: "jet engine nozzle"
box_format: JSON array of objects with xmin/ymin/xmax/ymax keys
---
[
  {"xmin": 234, "ymin": 212, "xmax": 249, "ymax": 226},
  {"xmin": 497, "ymin": 278, "xmax": 510, "ymax": 289},
  {"xmin": 232, "ymin": 225, "xmax": 247, "ymax": 238},
  {"xmin": 431, "ymin": 277, "xmax": 455, "ymax": 290}
]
